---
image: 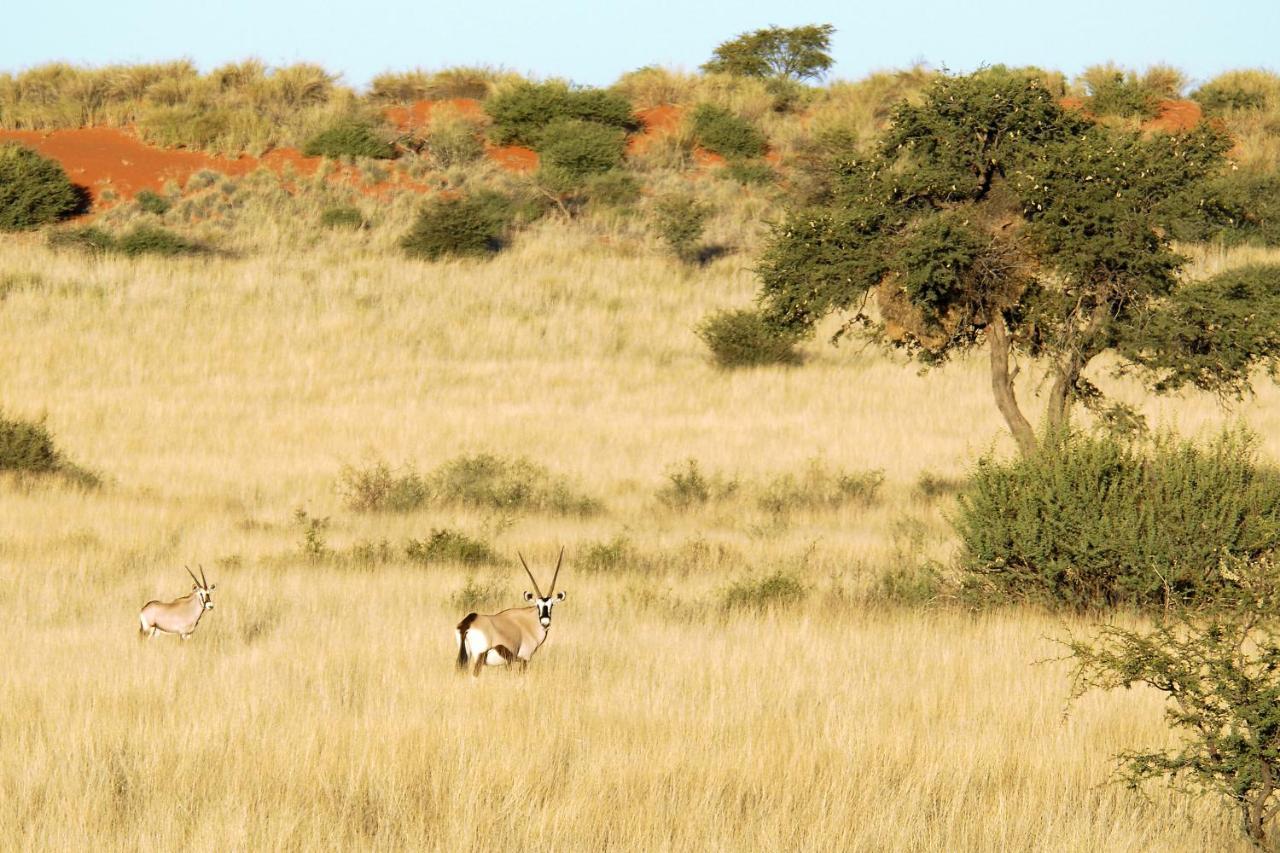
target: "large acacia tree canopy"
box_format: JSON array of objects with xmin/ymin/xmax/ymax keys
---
[{"xmin": 756, "ymin": 69, "xmax": 1280, "ymax": 415}]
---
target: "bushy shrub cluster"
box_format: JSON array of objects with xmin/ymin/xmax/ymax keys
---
[
  {"xmin": 0, "ymin": 414, "xmax": 97, "ymax": 486},
  {"xmin": 720, "ymin": 571, "xmax": 807, "ymax": 611},
  {"xmin": 48, "ymin": 225, "xmax": 205, "ymax": 257},
  {"xmin": 697, "ymin": 308, "xmax": 803, "ymax": 368},
  {"xmin": 302, "ymin": 121, "xmax": 395, "ymax": 159},
  {"xmin": 405, "ymin": 528, "xmax": 498, "ymax": 566},
  {"xmin": 134, "ymin": 189, "xmax": 172, "ymax": 215},
  {"xmin": 1079, "ymin": 66, "xmax": 1163, "ymax": 118},
  {"xmin": 656, "ymin": 458, "xmax": 739, "ymax": 508},
  {"xmin": 689, "ymin": 104, "xmax": 767, "ymax": 159},
  {"xmin": 651, "ymin": 194, "xmax": 712, "ymax": 264},
  {"xmin": 319, "ymin": 206, "xmax": 366, "ymax": 229},
  {"xmin": 484, "ymin": 81, "xmax": 637, "ymax": 148},
  {"xmin": 0, "ymin": 143, "xmax": 81, "ymax": 231},
  {"xmin": 955, "ymin": 429, "xmax": 1280, "ymax": 609},
  {"xmin": 399, "ymin": 192, "xmax": 513, "ymax": 260},
  {"xmin": 756, "ymin": 461, "xmax": 884, "ymax": 514},
  {"xmin": 537, "ymin": 118, "xmax": 626, "ymax": 177},
  {"xmin": 339, "ymin": 453, "xmax": 600, "ymax": 515}
]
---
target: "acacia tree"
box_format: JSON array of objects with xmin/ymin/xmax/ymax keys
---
[
  {"xmin": 753, "ymin": 69, "xmax": 1280, "ymax": 455},
  {"xmin": 701, "ymin": 24, "xmax": 836, "ymax": 83}
]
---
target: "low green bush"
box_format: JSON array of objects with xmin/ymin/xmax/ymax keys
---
[
  {"xmin": 537, "ymin": 118, "xmax": 626, "ymax": 177},
  {"xmin": 429, "ymin": 453, "xmax": 601, "ymax": 515},
  {"xmin": 955, "ymin": 428, "xmax": 1280, "ymax": 609},
  {"xmin": 0, "ymin": 143, "xmax": 81, "ymax": 231},
  {"xmin": 756, "ymin": 461, "xmax": 884, "ymax": 514},
  {"xmin": 302, "ymin": 121, "xmax": 395, "ymax": 159},
  {"xmin": 338, "ymin": 461, "xmax": 428, "ymax": 511},
  {"xmin": 134, "ymin": 189, "xmax": 172, "ymax": 215},
  {"xmin": 405, "ymin": 528, "xmax": 498, "ymax": 566},
  {"xmin": 697, "ymin": 308, "xmax": 803, "ymax": 368},
  {"xmin": 656, "ymin": 458, "xmax": 738, "ymax": 508},
  {"xmin": 0, "ymin": 414, "xmax": 97, "ymax": 486},
  {"xmin": 320, "ymin": 206, "xmax": 366, "ymax": 229},
  {"xmin": 399, "ymin": 193, "xmax": 513, "ymax": 260},
  {"xmin": 722, "ymin": 158, "xmax": 776, "ymax": 185},
  {"xmin": 651, "ymin": 194, "xmax": 712, "ymax": 263},
  {"xmin": 690, "ymin": 104, "xmax": 767, "ymax": 159},
  {"xmin": 720, "ymin": 571, "xmax": 806, "ymax": 611},
  {"xmin": 485, "ymin": 81, "xmax": 637, "ymax": 148},
  {"xmin": 48, "ymin": 225, "xmax": 204, "ymax": 257}
]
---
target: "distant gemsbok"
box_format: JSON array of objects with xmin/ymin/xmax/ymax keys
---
[
  {"xmin": 139, "ymin": 566, "xmax": 216, "ymax": 640},
  {"xmin": 455, "ymin": 549, "xmax": 566, "ymax": 677}
]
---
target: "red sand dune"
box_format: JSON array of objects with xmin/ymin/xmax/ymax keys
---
[
  {"xmin": 384, "ymin": 97, "xmax": 485, "ymax": 132},
  {"xmin": 1144, "ymin": 99, "xmax": 1202, "ymax": 133}
]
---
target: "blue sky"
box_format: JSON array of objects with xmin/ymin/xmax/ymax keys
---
[{"xmin": 4, "ymin": 0, "xmax": 1277, "ymax": 89}]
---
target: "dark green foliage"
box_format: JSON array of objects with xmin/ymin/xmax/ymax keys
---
[
  {"xmin": 537, "ymin": 118, "xmax": 626, "ymax": 177},
  {"xmin": 1192, "ymin": 80, "xmax": 1268, "ymax": 113},
  {"xmin": 0, "ymin": 143, "xmax": 81, "ymax": 231},
  {"xmin": 134, "ymin": 189, "xmax": 171, "ymax": 215},
  {"xmin": 914, "ymin": 470, "xmax": 964, "ymax": 500},
  {"xmin": 690, "ymin": 104, "xmax": 767, "ymax": 159},
  {"xmin": 701, "ymin": 24, "xmax": 836, "ymax": 82},
  {"xmin": 1116, "ymin": 265, "xmax": 1280, "ymax": 397},
  {"xmin": 48, "ymin": 225, "xmax": 203, "ymax": 257},
  {"xmin": 955, "ymin": 429, "xmax": 1280, "ymax": 609},
  {"xmin": 720, "ymin": 571, "xmax": 807, "ymax": 611},
  {"xmin": 319, "ymin": 206, "xmax": 366, "ymax": 229},
  {"xmin": 428, "ymin": 453, "xmax": 601, "ymax": 515},
  {"xmin": 582, "ymin": 170, "xmax": 641, "ymax": 207},
  {"xmin": 697, "ymin": 308, "xmax": 802, "ymax": 368},
  {"xmin": 751, "ymin": 69, "xmax": 1263, "ymax": 454},
  {"xmin": 1067, "ymin": 567, "xmax": 1280, "ymax": 848},
  {"xmin": 450, "ymin": 575, "xmax": 504, "ymax": 611},
  {"xmin": 651, "ymin": 194, "xmax": 712, "ymax": 263},
  {"xmin": 656, "ymin": 458, "xmax": 738, "ymax": 508},
  {"xmin": 405, "ymin": 528, "xmax": 498, "ymax": 566},
  {"xmin": 302, "ymin": 121, "xmax": 395, "ymax": 159},
  {"xmin": 338, "ymin": 461, "xmax": 428, "ymax": 512},
  {"xmin": 399, "ymin": 192, "xmax": 513, "ymax": 260},
  {"xmin": 1083, "ymin": 69, "xmax": 1161, "ymax": 118},
  {"xmin": 578, "ymin": 535, "xmax": 637, "ymax": 573},
  {"xmin": 0, "ymin": 415, "xmax": 62, "ymax": 474},
  {"xmin": 1168, "ymin": 171, "xmax": 1280, "ymax": 247},
  {"xmin": 721, "ymin": 158, "xmax": 775, "ymax": 185},
  {"xmin": 484, "ymin": 81, "xmax": 637, "ymax": 148}
]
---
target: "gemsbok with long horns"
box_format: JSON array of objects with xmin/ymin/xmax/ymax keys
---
[
  {"xmin": 139, "ymin": 565, "xmax": 216, "ymax": 640},
  {"xmin": 455, "ymin": 549, "xmax": 566, "ymax": 677}
]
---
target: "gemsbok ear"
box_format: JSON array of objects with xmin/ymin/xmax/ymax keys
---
[
  {"xmin": 556, "ymin": 591, "xmax": 566, "ymax": 601},
  {"xmin": 524, "ymin": 591, "xmax": 534, "ymax": 602}
]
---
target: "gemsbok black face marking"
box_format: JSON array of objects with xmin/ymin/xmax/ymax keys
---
[
  {"xmin": 138, "ymin": 565, "xmax": 216, "ymax": 640},
  {"xmin": 454, "ymin": 548, "xmax": 567, "ymax": 677}
]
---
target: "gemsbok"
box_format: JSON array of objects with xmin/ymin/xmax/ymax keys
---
[
  {"xmin": 455, "ymin": 549, "xmax": 566, "ymax": 677},
  {"xmin": 139, "ymin": 565, "xmax": 216, "ymax": 640}
]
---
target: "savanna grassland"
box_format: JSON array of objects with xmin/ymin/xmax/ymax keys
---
[
  {"xmin": 2, "ymin": 217, "xmax": 1279, "ymax": 850},
  {"xmin": 5, "ymin": 55, "xmax": 1280, "ymax": 851}
]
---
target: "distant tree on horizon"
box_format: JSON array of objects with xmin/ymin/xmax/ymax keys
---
[{"xmin": 701, "ymin": 24, "xmax": 836, "ymax": 82}]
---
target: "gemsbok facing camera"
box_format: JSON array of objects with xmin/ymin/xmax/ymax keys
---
[{"xmin": 455, "ymin": 549, "xmax": 566, "ymax": 677}]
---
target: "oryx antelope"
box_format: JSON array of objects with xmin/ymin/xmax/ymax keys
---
[
  {"xmin": 139, "ymin": 565, "xmax": 216, "ymax": 640},
  {"xmin": 455, "ymin": 549, "xmax": 566, "ymax": 677}
]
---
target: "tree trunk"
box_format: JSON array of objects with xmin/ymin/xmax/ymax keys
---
[
  {"xmin": 988, "ymin": 314, "xmax": 1038, "ymax": 456},
  {"xmin": 1046, "ymin": 303, "xmax": 1112, "ymax": 432}
]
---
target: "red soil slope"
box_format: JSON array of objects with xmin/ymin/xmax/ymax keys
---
[
  {"xmin": 1145, "ymin": 99, "xmax": 1202, "ymax": 133},
  {"xmin": 384, "ymin": 97, "xmax": 486, "ymax": 131}
]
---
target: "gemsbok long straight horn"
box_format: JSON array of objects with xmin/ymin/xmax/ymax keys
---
[
  {"xmin": 138, "ymin": 565, "xmax": 216, "ymax": 640},
  {"xmin": 455, "ymin": 548, "xmax": 566, "ymax": 677}
]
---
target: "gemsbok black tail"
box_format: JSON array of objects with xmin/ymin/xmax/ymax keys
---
[{"xmin": 456, "ymin": 612, "xmax": 478, "ymax": 670}]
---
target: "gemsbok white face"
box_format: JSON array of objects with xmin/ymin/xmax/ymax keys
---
[
  {"xmin": 138, "ymin": 565, "xmax": 216, "ymax": 640},
  {"xmin": 454, "ymin": 548, "xmax": 567, "ymax": 677}
]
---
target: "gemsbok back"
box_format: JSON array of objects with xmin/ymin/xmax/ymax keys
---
[
  {"xmin": 139, "ymin": 565, "xmax": 216, "ymax": 640},
  {"xmin": 455, "ymin": 549, "xmax": 566, "ymax": 677}
]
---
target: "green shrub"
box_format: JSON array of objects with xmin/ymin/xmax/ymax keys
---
[
  {"xmin": 1079, "ymin": 66, "xmax": 1161, "ymax": 118},
  {"xmin": 405, "ymin": 528, "xmax": 498, "ymax": 566},
  {"xmin": 424, "ymin": 116, "xmax": 485, "ymax": 167},
  {"xmin": 955, "ymin": 429, "xmax": 1280, "ymax": 609},
  {"xmin": 1169, "ymin": 172, "xmax": 1280, "ymax": 247},
  {"xmin": 756, "ymin": 461, "xmax": 884, "ymax": 514},
  {"xmin": 338, "ymin": 461, "xmax": 428, "ymax": 511},
  {"xmin": 721, "ymin": 571, "xmax": 807, "ymax": 611},
  {"xmin": 914, "ymin": 470, "xmax": 965, "ymax": 500},
  {"xmin": 652, "ymin": 194, "xmax": 712, "ymax": 263},
  {"xmin": 47, "ymin": 226, "xmax": 115, "ymax": 254},
  {"xmin": 0, "ymin": 143, "xmax": 81, "ymax": 231},
  {"xmin": 428, "ymin": 453, "xmax": 601, "ymax": 515},
  {"xmin": 292, "ymin": 508, "xmax": 330, "ymax": 561},
  {"xmin": 399, "ymin": 193, "xmax": 512, "ymax": 260},
  {"xmin": 0, "ymin": 415, "xmax": 62, "ymax": 474},
  {"xmin": 690, "ymin": 104, "xmax": 767, "ymax": 159},
  {"xmin": 1192, "ymin": 71, "xmax": 1277, "ymax": 114},
  {"xmin": 722, "ymin": 158, "xmax": 776, "ymax": 185},
  {"xmin": 578, "ymin": 535, "xmax": 639, "ymax": 573},
  {"xmin": 134, "ymin": 189, "xmax": 172, "ymax": 215},
  {"xmin": 302, "ymin": 121, "xmax": 395, "ymax": 159},
  {"xmin": 583, "ymin": 170, "xmax": 641, "ymax": 207},
  {"xmin": 320, "ymin": 206, "xmax": 366, "ymax": 230},
  {"xmin": 450, "ymin": 575, "xmax": 505, "ymax": 610},
  {"xmin": 697, "ymin": 308, "xmax": 803, "ymax": 368},
  {"xmin": 537, "ymin": 118, "xmax": 626, "ymax": 177},
  {"xmin": 137, "ymin": 107, "xmax": 233, "ymax": 150},
  {"xmin": 485, "ymin": 81, "xmax": 637, "ymax": 148},
  {"xmin": 656, "ymin": 458, "xmax": 738, "ymax": 508},
  {"xmin": 114, "ymin": 226, "xmax": 203, "ymax": 257}
]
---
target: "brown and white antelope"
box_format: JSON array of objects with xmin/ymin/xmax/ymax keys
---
[
  {"xmin": 455, "ymin": 549, "xmax": 566, "ymax": 677},
  {"xmin": 139, "ymin": 566, "xmax": 216, "ymax": 640}
]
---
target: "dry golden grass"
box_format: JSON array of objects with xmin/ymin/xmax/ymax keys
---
[{"xmin": 1, "ymin": 223, "xmax": 1277, "ymax": 850}]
